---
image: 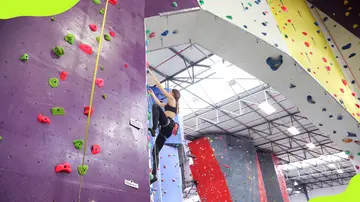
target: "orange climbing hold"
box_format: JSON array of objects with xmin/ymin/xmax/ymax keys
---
[{"xmin": 343, "ymin": 138, "xmax": 353, "ymax": 143}]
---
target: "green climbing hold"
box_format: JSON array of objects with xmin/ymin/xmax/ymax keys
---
[
  {"xmin": 148, "ymin": 112, "xmax": 151, "ymax": 120},
  {"xmin": 100, "ymin": 66, "xmax": 104, "ymax": 71},
  {"xmin": 48, "ymin": 78, "xmax": 59, "ymax": 88},
  {"xmin": 345, "ymin": 151, "xmax": 351, "ymax": 155},
  {"xmin": 199, "ymin": 0, "xmax": 204, "ymax": 5},
  {"xmin": 64, "ymin": 34, "xmax": 75, "ymax": 44},
  {"xmin": 172, "ymin": 2, "xmax": 178, "ymax": 7},
  {"xmin": 0, "ymin": 136, "xmax": 2, "ymax": 140},
  {"xmin": 248, "ymin": 2, "xmax": 252, "ymax": 6},
  {"xmin": 51, "ymin": 17, "xmax": 56, "ymax": 21},
  {"xmin": 96, "ymin": 36, "xmax": 100, "ymax": 43},
  {"xmin": 51, "ymin": 107, "xmax": 65, "ymax": 115},
  {"xmin": 117, "ymin": 5, "xmax": 121, "ymax": 9},
  {"xmin": 226, "ymin": 15, "xmax": 233, "ymax": 20},
  {"xmin": 146, "ymin": 29, "xmax": 151, "ymax": 35},
  {"xmin": 149, "ymin": 173, "xmax": 154, "ymax": 180},
  {"xmin": 104, "ymin": 34, "xmax": 111, "ymax": 41},
  {"xmin": 93, "ymin": 0, "xmax": 101, "ymax": 5},
  {"xmin": 53, "ymin": 46, "xmax": 65, "ymax": 57},
  {"xmin": 99, "ymin": 8, "xmax": 105, "ymax": 14},
  {"xmin": 357, "ymin": 152, "xmax": 360, "ymax": 156},
  {"xmin": 102, "ymin": 94, "xmax": 107, "ymax": 99},
  {"xmin": 73, "ymin": 139, "xmax": 84, "ymax": 150},
  {"xmin": 148, "ymin": 142, "xmax": 152, "ymax": 149},
  {"xmin": 77, "ymin": 164, "xmax": 89, "ymax": 176},
  {"xmin": 20, "ymin": 53, "xmax": 29, "ymax": 61}
]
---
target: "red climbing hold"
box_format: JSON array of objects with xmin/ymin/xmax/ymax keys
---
[
  {"xmin": 322, "ymin": 57, "xmax": 327, "ymax": 62},
  {"xmin": 304, "ymin": 42, "xmax": 310, "ymax": 47},
  {"xmin": 172, "ymin": 123, "xmax": 178, "ymax": 136},
  {"xmin": 124, "ymin": 64, "xmax": 129, "ymax": 68},
  {"xmin": 342, "ymin": 79, "xmax": 348, "ymax": 86},
  {"xmin": 281, "ymin": 6, "xmax": 288, "ymax": 12},
  {"xmin": 334, "ymin": 94, "xmax": 337, "ymax": 97},
  {"xmin": 352, "ymin": 92, "xmax": 356, "ymax": 97},
  {"xmin": 309, "ymin": 52, "xmax": 313, "ymax": 55},
  {"xmin": 163, "ymin": 165, "xmax": 166, "ymax": 169},
  {"xmin": 357, "ymin": 113, "xmax": 360, "ymax": 117},
  {"xmin": 84, "ymin": 106, "xmax": 94, "ymax": 116},
  {"xmin": 38, "ymin": 114, "xmax": 51, "ymax": 124},
  {"xmin": 302, "ymin": 32, "xmax": 308, "ymax": 36},
  {"xmin": 109, "ymin": 31, "xmax": 116, "ymax": 37},
  {"xmin": 349, "ymin": 155, "xmax": 354, "ymax": 160},
  {"xmin": 340, "ymin": 88, "xmax": 345, "ymax": 93},
  {"xmin": 91, "ymin": 144, "xmax": 101, "ymax": 155},
  {"xmin": 55, "ymin": 162, "xmax": 72, "ymax": 173},
  {"xmin": 60, "ymin": 71, "xmax": 68, "ymax": 81},
  {"xmin": 149, "ymin": 32, "xmax": 156, "ymax": 38},
  {"xmin": 355, "ymin": 104, "xmax": 360, "ymax": 108},
  {"xmin": 325, "ymin": 66, "xmax": 331, "ymax": 71},
  {"xmin": 109, "ymin": 0, "xmax": 117, "ymax": 5},
  {"xmin": 95, "ymin": 78, "xmax": 104, "ymax": 87},
  {"xmin": 287, "ymin": 19, "xmax": 292, "ymax": 23},
  {"xmin": 89, "ymin": 24, "xmax": 97, "ymax": 32},
  {"xmin": 221, "ymin": 164, "xmax": 230, "ymax": 168},
  {"xmin": 79, "ymin": 44, "xmax": 93, "ymax": 55},
  {"xmin": 356, "ymin": 165, "xmax": 360, "ymax": 170}
]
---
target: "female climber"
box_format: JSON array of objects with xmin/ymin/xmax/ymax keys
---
[{"xmin": 147, "ymin": 69, "xmax": 181, "ymax": 184}]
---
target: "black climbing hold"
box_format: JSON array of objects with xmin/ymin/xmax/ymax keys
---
[
  {"xmin": 274, "ymin": 43, "xmax": 278, "ymax": 47},
  {"xmin": 351, "ymin": 80, "xmax": 355, "ymax": 84},
  {"xmin": 314, "ymin": 22, "xmax": 319, "ymax": 26},
  {"xmin": 319, "ymin": 123, "xmax": 323, "ymax": 126},
  {"xmin": 347, "ymin": 132, "xmax": 357, "ymax": 137},
  {"xmin": 316, "ymin": 30, "xmax": 320, "ymax": 34},
  {"xmin": 307, "ymin": 68, "xmax": 311, "ymax": 72},
  {"xmin": 349, "ymin": 53, "xmax": 356, "ymax": 58},
  {"xmin": 161, "ymin": 30, "xmax": 169, "ymax": 36},
  {"xmin": 322, "ymin": 108, "xmax": 326, "ymax": 112},
  {"xmin": 266, "ymin": 55, "xmax": 283, "ymax": 71},
  {"xmin": 290, "ymin": 84, "xmax": 296, "ymax": 88},
  {"xmin": 284, "ymin": 34, "xmax": 288, "ymax": 38},
  {"xmin": 331, "ymin": 45, "xmax": 334, "ymax": 48},
  {"xmin": 172, "ymin": 30, "xmax": 178, "ymax": 34},
  {"xmin": 243, "ymin": 25, "xmax": 248, "ymax": 28},
  {"xmin": 339, "ymin": 99, "xmax": 344, "ymax": 104},
  {"xmin": 337, "ymin": 115, "xmax": 343, "ymax": 120},
  {"xmin": 327, "ymin": 38, "xmax": 331, "ymax": 41},
  {"xmin": 307, "ymin": 95, "xmax": 315, "ymax": 104},
  {"xmin": 261, "ymin": 32, "xmax": 267, "ymax": 36},
  {"xmin": 329, "ymin": 115, "xmax": 333, "ymax": 118},
  {"xmin": 333, "ymin": 131, "xmax": 337, "ymax": 134},
  {"xmin": 344, "ymin": 65, "xmax": 348, "ymax": 68},
  {"xmin": 342, "ymin": 43, "xmax": 352, "ymax": 50},
  {"xmin": 323, "ymin": 17, "xmax": 328, "ymax": 22},
  {"xmin": 262, "ymin": 22, "xmax": 267, "ymax": 26}
]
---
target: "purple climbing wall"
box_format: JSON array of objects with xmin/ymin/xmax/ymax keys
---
[
  {"xmin": 145, "ymin": 0, "xmax": 199, "ymax": 17},
  {"xmin": 0, "ymin": 1, "xmax": 149, "ymax": 202}
]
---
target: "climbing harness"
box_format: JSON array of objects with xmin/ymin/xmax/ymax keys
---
[{"xmin": 77, "ymin": 0, "xmax": 111, "ymax": 201}]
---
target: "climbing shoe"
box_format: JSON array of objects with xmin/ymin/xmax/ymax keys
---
[
  {"xmin": 148, "ymin": 128, "xmax": 156, "ymax": 137},
  {"xmin": 150, "ymin": 175, "xmax": 158, "ymax": 184}
]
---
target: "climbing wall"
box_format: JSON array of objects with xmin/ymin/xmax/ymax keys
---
[
  {"xmin": 199, "ymin": 0, "xmax": 288, "ymax": 53},
  {"xmin": 256, "ymin": 155, "xmax": 268, "ymax": 202},
  {"xmin": 145, "ymin": 0, "xmax": 199, "ymax": 18},
  {"xmin": 188, "ymin": 137, "xmax": 232, "ymax": 201},
  {"xmin": 0, "ymin": 0, "xmax": 149, "ymax": 201},
  {"xmin": 208, "ymin": 135, "xmax": 260, "ymax": 202}
]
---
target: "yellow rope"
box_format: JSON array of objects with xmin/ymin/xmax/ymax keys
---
[{"xmin": 77, "ymin": 0, "xmax": 110, "ymax": 201}]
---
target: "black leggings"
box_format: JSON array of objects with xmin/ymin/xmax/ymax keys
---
[{"xmin": 151, "ymin": 104, "xmax": 175, "ymax": 175}]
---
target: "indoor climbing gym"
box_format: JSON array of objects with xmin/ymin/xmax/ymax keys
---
[{"xmin": 1, "ymin": 0, "xmax": 360, "ymax": 201}]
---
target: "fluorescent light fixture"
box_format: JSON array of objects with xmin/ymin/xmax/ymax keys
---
[
  {"xmin": 287, "ymin": 126, "xmax": 300, "ymax": 135},
  {"xmin": 336, "ymin": 169, "xmax": 344, "ymax": 174},
  {"xmin": 306, "ymin": 142, "xmax": 316, "ymax": 149},
  {"xmin": 258, "ymin": 102, "xmax": 276, "ymax": 115},
  {"xmin": 294, "ymin": 190, "xmax": 301, "ymax": 194},
  {"xmin": 294, "ymin": 181, "xmax": 298, "ymax": 186},
  {"xmin": 287, "ymin": 188, "xmax": 293, "ymax": 191}
]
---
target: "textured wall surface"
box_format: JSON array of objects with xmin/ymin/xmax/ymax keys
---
[
  {"xmin": 0, "ymin": 1, "xmax": 149, "ymax": 201},
  {"xmin": 145, "ymin": 0, "xmax": 199, "ymax": 17},
  {"xmin": 209, "ymin": 135, "xmax": 260, "ymax": 202}
]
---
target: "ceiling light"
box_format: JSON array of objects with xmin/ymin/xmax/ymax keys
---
[
  {"xmin": 328, "ymin": 163, "xmax": 336, "ymax": 168},
  {"xmin": 287, "ymin": 188, "xmax": 292, "ymax": 191},
  {"xmin": 258, "ymin": 102, "xmax": 276, "ymax": 115},
  {"xmin": 306, "ymin": 142, "xmax": 316, "ymax": 149},
  {"xmin": 336, "ymin": 169, "xmax": 344, "ymax": 174},
  {"xmin": 294, "ymin": 181, "xmax": 298, "ymax": 186},
  {"xmin": 287, "ymin": 126, "xmax": 300, "ymax": 135},
  {"xmin": 294, "ymin": 190, "xmax": 301, "ymax": 194}
]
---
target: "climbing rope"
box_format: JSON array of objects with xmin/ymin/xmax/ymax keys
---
[{"xmin": 77, "ymin": 0, "xmax": 111, "ymax": 201}]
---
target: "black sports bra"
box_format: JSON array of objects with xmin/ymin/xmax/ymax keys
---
[{"xmin": 165, "ymin": 104, "xmax": 177, "ymax": 114}]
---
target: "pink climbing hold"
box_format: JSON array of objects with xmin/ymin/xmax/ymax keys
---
[
  {"xmin": 55, "ymin": 162, "xmax": 72, "ymax": 173},
  {"xmin": 109, "ymin": 0, "xmax": 117, "ymax": 5},
  {"xmin": 325, "ymin": 66, "xmax": 331, "ymax": 71},
  {"xmin": 109, "ymin": 31, "xmax": 116, "ymax": 37},
  {"xmin": 89, "ymin": 24, "xmax": 97, "ymax": 32},
  {"xmin": 340, "ymin": 88, "xmax": 345, "ymax": 93},
  {"xmin": 60, "ymin": 71, "xmax": 68, "ymax": 81},
  {"xmin": 79, "ymin": 44, "xmax": 93, "ymax": 55},
  {"xmin": 124, "ymin": 64, "xmax": 129, "ymax": 68},
  {"xmin": 281, "ymin": 6, "xmax": 288, "ymax": 12},
  {"xmin": 38, "ymin": 114, "xmax": 51, "ymax": 124},
  {"xmin": 95, "ymin": 78, "xmax": 104, "ymax": 87},
  {"xmin": 146, "ymin": 61, "xmax": 149, "ymax": 68},
  {"xmin": 304, "ymin": 42, "xmax": 310, "ymax": 47},
  {"xmin": 149, "ymin": 32, "xmax": 156, "ymax": 38},
  {"xmin": 84, "ymin": 106, "xmax": 94, "ymax": 116},
  {"xmin": 342, "ymin": 79, "xmax": 348, "ymax": 86},
  {"xmin": 357, "ymin": 113, "xmax": 360, "ymax": 117},
  {"xmin": 91, "ymin": 144, "xmax": 101, "ymax": 155}
]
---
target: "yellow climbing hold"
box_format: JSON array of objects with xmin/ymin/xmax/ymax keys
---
[
  {"xmin": 343, "ymin": 0, "xmax": 348, "ymax": 5},
  {"xmin": 345, "ymin": 12, "xmax": 350, "ymax": 16},
  {"xmin": 353, "ymin": 24, "xmax": 358, "ymax": 29}
]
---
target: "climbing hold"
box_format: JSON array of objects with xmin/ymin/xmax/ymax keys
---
[
  {"xmin": 100, "ymin": 66, "xmax": 105, "ymax": 71},
  {"xmin": 347, "ymin": 132, "xmax": 357, "ymax": 137},
  {"xmin": 325, "ymin": 66, "xmax": 331, "ymax": 71},
  {"xmin": 281, "ymin": 6, "xmax": 288, "ymax": 12},
  {"xmin": 64, "ymin": 34, "xmax": 75, "ymax": 44},
  {"xmin": 316, "ymin": 30, "xmax": 321, "ymax": 34},
  {"xmin": 342, "ymin": 79, "xmax": 348, "ymax": 86},
  {"xmin": 355, "ymin": 104, "xmax": 360, "ymax": 108},
  {"xmin": 109, "ymin": 31, "xmax": 116, "ymax": 37},
  {"xmin": 172, "ymin": 30, "xmax": 178, "ymax": 34},
  {"xmin": 343, "ymin": 138, "xmax": 353, "ymax": 143},
  {"xmin": 92, "ymin": 0, "xmax": 101, "ymax": 4},
  {"xmin": 124, "ymin": 64, "xmax": 129, "ymax": 68},
  {"xmin": 342, "ymin": 43, "xmax": 352, "ymax": 50},
  {"xmin": 89, "ymin": 24, "xmax": 97, "ymax": 32},
  {"xmin": 352, "ymin": 92, "xmax": 356, "ymax": 97},
  {"xmin": 91, "ymin": 144, "xmax": 101, "ymax": 155},
  {"xmin": 289, "ymin": 84, "xmax": 296, "ymax": 88},
  {"xmin": 322, "ymin": 57, "xmax": 327, "ymax": 63},
  {"xmin": 340, "ymin": 88, "xmax": 344, "ymax": 93},
  {"xmin": 351, "ymin": 80, "xmax": 355, "ymax": 84},
  {"xmin": 304, "ymin": 42, "xmax": 310, "ymax": 47},
  {"xmin": 199, "ymin": 0, "xmax": 204, "ymax": 5},
  {"xmin": 284, "ymin": 34, "xmax": 288, "ymax": 38},
  {"xmin": 73, "ymin": 139, "xmax": 84, "ymax": 150},
  {"xmin": 226, "ymin": 15, "xmax": 233, "ymax": 20},
  {"xmin": 48, "ymin": 78, "xmax": 59, "ymax": 88},
  {"xmin": 329, "ymin": 115, "xmax": 333, "ymax": 118},
  {"xmin": 84, "ymin": 106, "xmax": 94, "ymax": 116},
  {"xmin": 148, "ymin": 112, "xmax": 151, "ymax": 120},
  {"xmin": 307, "ymin": 95, "xmax": 316, "ymax": 104},
  {"xmin": 60, "ymin": 71, "xmax": 68, "ymax": 81},
  {"xmin": 102, "ymin": 94, "xmax": 107, "ymax": 99},
  {"xmin": 244, "ymin": 25, "xmax": 248, "ymax": 29},
  {"xmin": 353, "ymin": 24, "xmax": 358, "ymax": 29},
  {"xmin": 53, "ymin": 46, "xmax": 65, "ymax": 57},
  {"xmin": 314, "ymin": 22, "xmax": 319, "ymax": 26},
  {"xmin": 262, "ymin": 22, "xmax": 267, "ymax": 27},
  {"xmin": 37, "ymin": 114, "xmax": 51, "ymax": 124},
  {"xmin": 0, "ymin": 136, "xmax": 2, "ymax": 140},
  {"xmin": 109, "ymin": 0, "xmax": 117, "ymax": 5},
  {"xmin": 161, "ymin": 30, "xmax": 169, "ymax": 36},
  {"xmin": 349, "ymin": 53, "xmax": 356, "ymax": 58},
  {"xmin": 79, "ymin": 44, "xmax": 93, "ymax": 55},
  {"xmin": 349, "ymin": 155, "xmax": 354, "ymax": 160},
  {"xmin": 302, "ymin": 32, "xmax": 307, "ymax": 36},
  {"xmin": 322, "ymin": 108, "xmax": 326, "ymax": 112},
  {"xmin": 261, "ymin": 32, "xmax": 267, "ymax": 36},
  {"xmin": 149, "ymin": 32, "xmax": 156, "ymax": 38},
  {"xmin": 51, "ymin": 107, "xmax": 65, "ymax": 115},
  {"xmin": 51, "ymin": 17, "xmax": 56, "ymax": 21},
  {"xmin": 104, "ymin": 34, "xmax": 111, "ymax": 41},
  {"xmin": 172, "ymin": 2, "xmax": 178, "ymax": 7},
  {"xmin": 20, "ymin": 53, "xmax": 29, "ymax": 61},
  {"xmin": 55, "ymin": 162, "xmax": 72, "ymax": 173},
  {"xmin": 356, "ymin": 165, "xmax": 360, "ymax": 169},
  {"xmin": 266, "ymin": 55, "xmax": 283, "ymax": 71},
  {"xmin": 146, "ymin": 29, "xmax": 151, "ymax": 35},
  {"xmin": 77, "ymin": 165, "xmax": 89, "ymax": 176},
  {"xmin": 337, "ymin": 115, "xmax": 343, "ymax": 120},
  {"xmin": 345, "ymin": 12, "xmax": 350, "ymax": 16},
  {"xmin": 95, "ymin": 78, "xmax": 104, "ymax": 88},
  {"xmin": 355, "ymin": 141, "xmax": 360, "ymax": 145},
  {"xmin": 99, "ymin": 8, "xmax": 105, "ymax": 14},
  {"xmin": 345, "ymin": 151, "xmax": 351, "ymax": 155}
]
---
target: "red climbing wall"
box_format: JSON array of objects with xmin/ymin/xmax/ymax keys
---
[
  {"xmin": 256, "ymin": 154, "xmax": 268, "ymax": 202},
  {"xmin": 272, "ymin": 155, "xmax": 290, "ymax": 202},
  {"xmin": 0, "ymin": 1, "xmax": 149, "ymax": 201},
  {"xmin": 188, "ymin": 137, "xmax": 232, "ymax": 202}
]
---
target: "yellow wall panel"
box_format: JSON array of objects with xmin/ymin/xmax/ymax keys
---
[{"xmin": 268, "ymin": 0, "xmax": 360, "ymax": 122}]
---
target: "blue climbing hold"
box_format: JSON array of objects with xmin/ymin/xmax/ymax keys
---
[
  {"xmin": 266, "ymin": 55, "xmax": 283, "ymax": 71},
  {"xmin": 314, "ymin": 22, "xmax": 319, "ymax": 26},
  {"xmin": 322, "ymin": 108, "xmax": 326, "ymax": 112},
  {"xmin": 307, "ymin": 95, "xmax": 316, "ymax": 104},
  {"xmin": 342, "ymin": 43, "xmax": 352, "ymax": 50},
  {"xmin": 262, "ymin": 32, "xmax": 267, "ymax": 36},
  {"xmin": 337, "ymin": 115, "xmax": 343, "ymax": 120},
  {"xmin": 243, "ymin": 25, "xmax": 248, "ymax": 28},
  {"xmin": 161, "ymin": 30, "xmax": 169, "ymax": 36},
  {"xmin": 349, "ymin": 53, "xmax": 356, "ymax": 58},
  {"xmin": 316, "ymin": 30, "xmax": 321, "ymax": 34},
  {"xmin": 262, "ymin": 22, "xmax": 267, "ymax": 26},
  {"xmin": 347, "ymin": 132, "xmax": 357, "ymax": 137}
]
